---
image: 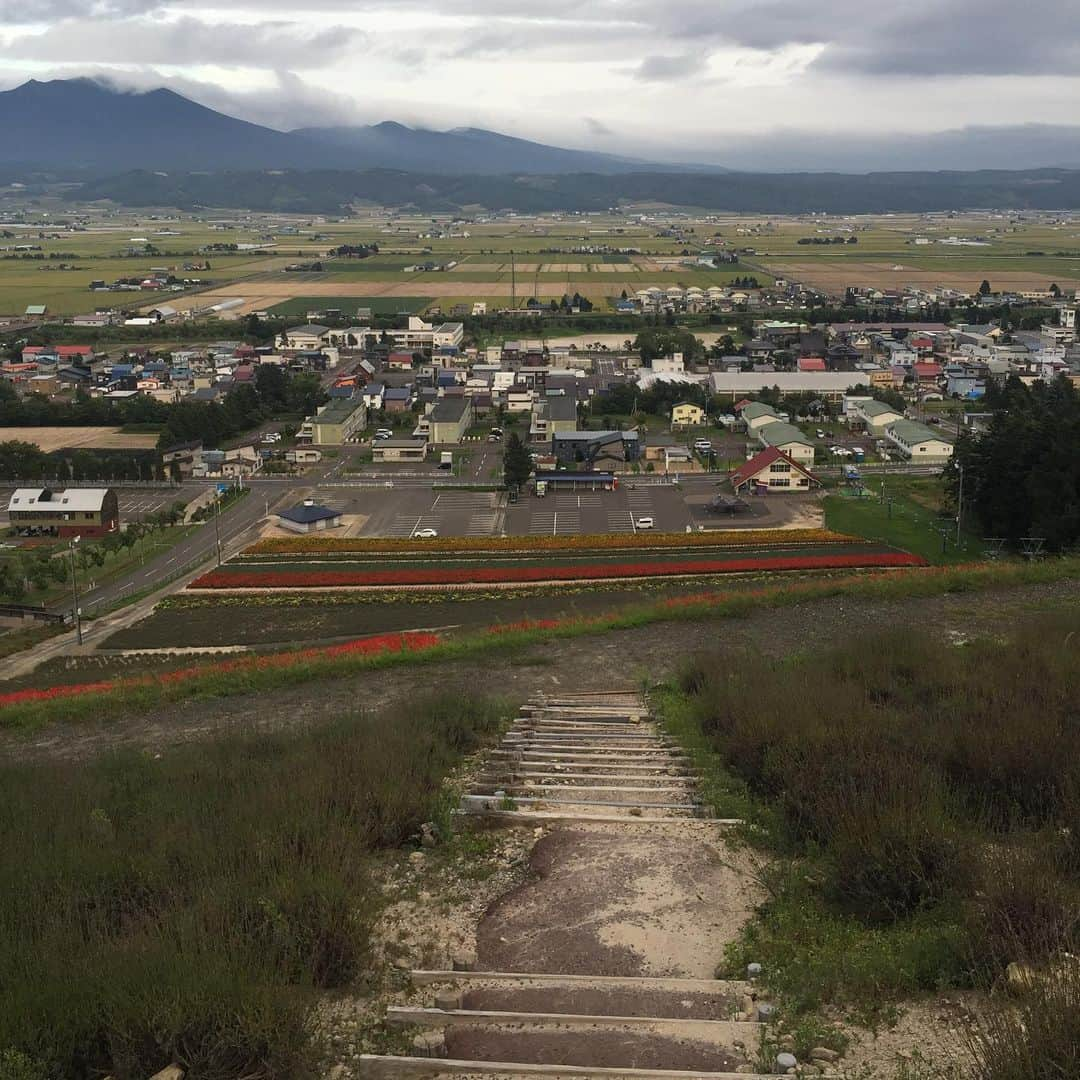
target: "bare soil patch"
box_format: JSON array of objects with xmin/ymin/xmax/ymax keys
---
[
  {"xmin": 460, "ymin": 985, "xmax": 740, "ymax": 1019},
  {"xmin": 0, "ymin": 426, "xmax": 158, "ymax": 451},
  {"xmin": 443, "ymin": 1028, "xmax": 747, "ymax": 1070},
  {"xmin": 476, "ymin": 823, "xmax": 763, "ymax": 978}
]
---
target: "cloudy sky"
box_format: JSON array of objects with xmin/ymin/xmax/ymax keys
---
[{"xmin": 3, "ymin": 0, "xmax": 1080, "ymax": 169}]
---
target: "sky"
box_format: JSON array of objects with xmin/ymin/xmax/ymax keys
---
[{"xmin": 3, "ymin": 0, "xmax": 1080, "ymax": 170}]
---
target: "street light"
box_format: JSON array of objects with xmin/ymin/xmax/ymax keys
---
[{"xmin": 67, "ymin": 535, "xmax": 83, "ymax": 646}]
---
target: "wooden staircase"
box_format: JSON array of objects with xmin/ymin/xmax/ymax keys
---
[{"xmin": 357, "ymin": 693, "xmax": 774, "ymax": 1080}]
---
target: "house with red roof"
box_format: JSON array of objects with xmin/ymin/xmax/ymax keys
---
[
  {"xmin": 21, "ymin": 345, "xmax": 94, "ymax": 363},
  {"xmin": 914, "ymin": 361, "xmax": 943, "ymax": 384},
  {"xmin": 797, "ymin": 356, "xmax": 827, "ymax": 372},
  {"xmin": 730, "ymin": 447, "xmax": 822, "ymax": 495}
]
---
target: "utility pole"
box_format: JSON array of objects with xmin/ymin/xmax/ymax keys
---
[
  {"xmin": 510, "ymin": 249, "xmax": 517, "ymax": 311},
  {"xmin": 955, "ymin": 462, "xmax": 964, "ymax": 547},
  {"xmin": 68, "ymin": 536, "xmax": 83, "ymax": 646},
  {"xmin": 213, "ymin": 493, "xmax": 223, "ymax": 566}
]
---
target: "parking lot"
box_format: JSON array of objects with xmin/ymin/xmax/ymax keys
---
[{"xmin": 313, "ymin": 478, "xmax": 823, "ymax": 539}]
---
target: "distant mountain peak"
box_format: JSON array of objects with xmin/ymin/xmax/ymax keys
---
[{"xmin": 0, "ymin": 77, "xmax": 683, "ymax": 176}]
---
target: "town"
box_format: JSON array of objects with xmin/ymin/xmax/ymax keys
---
[{"xmin": 0, "ymin": 49, "xmax": 1077, "ymax": 1080}]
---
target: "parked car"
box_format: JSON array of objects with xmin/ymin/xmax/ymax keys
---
[
  {"xmin": 635, "ymin": 517, "xmax": 655, "ymax": 530},
  {"xmin": 413, "ymin": 528, "xmax": 438, "ymax": 539},
  {"xmin": 816, "ymin": 429, "xmax": 826, "ymax": 439}
]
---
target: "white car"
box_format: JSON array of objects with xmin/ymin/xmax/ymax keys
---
[
  {"xmin": 635, "ymin": 517, "xmax": 655, "ymax": 530},
  {"xmin": 693, "ymin": 440, "xmax": 712, "ymax": 452},
  {"xmin": 413, "ymin": 528, "xmax": 438, "ymax": 539}
]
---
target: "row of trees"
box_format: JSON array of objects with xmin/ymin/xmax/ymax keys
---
[
  {"xmin": 0, "ymin": 440, "xmax": 159, "ymax": 483},
  {"xmin": 0, "ymin": 502, "xmax": 186, "ymax": 603},
  {"xmin": 0, "ymin": 367, "xmax": 326, "ymax": 456},
  {"xmin": 947, "ymin": 375, "xmax": 1080, "ymax": 551},
  {"xmin": 155, "ymin": 367, "xmax": 325, "ymax": 450}
]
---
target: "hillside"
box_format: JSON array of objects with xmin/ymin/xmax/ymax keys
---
[
  {"xmin": 0, "ymin": 79, "xmax": 671, "ymax": 175},
  {"xmin": 77, "ymin": 165, "xmax": 1080, "ymax": 214}
]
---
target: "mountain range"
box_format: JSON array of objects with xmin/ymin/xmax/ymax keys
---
[{"xmin": 0, "ymin": 78, "xmax": 669, "ymax": 175}]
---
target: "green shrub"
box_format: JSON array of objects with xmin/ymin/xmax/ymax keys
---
[
  {"xmin": 0, "ymin": 692, "xmax": 509, "ymax": 1078},
  {"xmin": 677, "ymin": 609, "xmax": 1080, "ymax": 1012}
]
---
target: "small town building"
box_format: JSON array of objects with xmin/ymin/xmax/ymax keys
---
[
  {"xmin": 303, "ymin": 398, "xmax": 368, "ymax": 445},
  {"xmin": 427, "ymin": 396, "xmax": 474, "ymax": 444},
  {"xmin": 372, "ymin": 438, "xmax": 429, "ymax": 463},
  {"xmin": 671, "ymin": 402, "xmax": 706, "ymax": 427},
  {"xmin": 282, "ymin": 324, "xmax": 330, "ymax": 349},
  {"xmin": 276, "ymin": 500, "xmax": 343, "ymax": 534},
  {"xmin": 6, "ymin": 487, "xmax": 119, "ymax": 538},
  {"xmin": 757, "ymin": 422, "xmax": 816, "ymax": 465},
  {"xmin": 885, "ymin": 420, "xmax": 954, "ymax": 463},
  {"xmin": 740, "ymin": 401, "xmax": 786, "ymax": 431},
  {"xmin": 854, "ymin": 399, "xmax": 905, "ymax": 435},
  {"xmin": 730, "ymin": 447, "xmax": 822, "ymax": 494},
  {"xmin": 530, "ymin": 395, "xmax": 579, "ymax": 441},
  {"xmin": 552, "ymin": 430, "xmax": 641, "ymax": 471}
]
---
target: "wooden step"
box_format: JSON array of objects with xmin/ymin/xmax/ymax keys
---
[
  {"xmin": 454, "ymin": 809, "xmax": 741, "ymax": 826},
  {"xmin": 385, "ymin": 1007, "xmax": 762, "ymax": 1041},
  {"xmin": 460, "ymin": 795, "xmax": 704, "ymax": 815},
  {"xmin": 409, "ymin": 972, "xmax": 748, "ymax": 994},
  {"xmin": 357, "ymin": 1057, "xmax": 774, "ymax": 1080}
]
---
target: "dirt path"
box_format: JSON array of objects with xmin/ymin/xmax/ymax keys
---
[
  {"xmin": 2, "ymin": 577, "xmax": 1076, "ymax": 765},
  {"xmin": 359, "ymin": 693, "xmax": 773, "ymax": 1078}
]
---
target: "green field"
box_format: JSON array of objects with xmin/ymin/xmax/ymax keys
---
[
  {"xmin": 3, "ymin": 204, "xmax": 1079, "ymax": 316},
  {"xmin": 823, "ymin": 476, "xmax": 982, "ymax": 564},
  {"xmin": 266, "ymin": 295, "xmax": 432, "ymax": 317}
]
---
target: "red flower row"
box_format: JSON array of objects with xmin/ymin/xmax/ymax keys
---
[
  {"xmin": 0, "ymin": 632, "xmax": 441, "ymax": 710},
  {"xmin": 192, "ymin": 552, "xmax": 928, "ymax": 590}
]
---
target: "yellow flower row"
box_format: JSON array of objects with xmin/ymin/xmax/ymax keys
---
[{"xmin": 245, "ymin": 528, "xmax": 856, "ymax": 557}]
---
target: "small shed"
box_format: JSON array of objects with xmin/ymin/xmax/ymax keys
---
[{"xmin": 276, "ymin": 500, "xmax": 343, "ymax": 534}]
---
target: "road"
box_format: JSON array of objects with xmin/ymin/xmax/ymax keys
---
[{"xmin": 59, "ymin": 482, "xmax": 286, "ymax": 618}]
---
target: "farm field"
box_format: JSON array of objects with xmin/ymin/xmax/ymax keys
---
[
  {"xmin": 103, "ymin": 579, "xmax": 745, "ymax": 650},
  {"xmin": 265, "ymin": 294, "xmax": 432, "ymax": 317},
  {"xmin": 755, "ymin": 256, "xmax": 1080, "ymax": 293},
  {"xmin": 4, "ymin": 204, "xmax": 1080, "ymax": 316},
  {"xmin": 0, "ymin": 426, "xmax": 159, "ymax": 451}
]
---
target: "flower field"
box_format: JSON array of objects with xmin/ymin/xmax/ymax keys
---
[
  {"xmin": 244, "ymin": 527, "xmax": 855, "ymax": 558},
  {"xmin": 191, "ymin": 551, "xmax": 927, "ymax": 590},
  {"xmin": 3, "ymin": 557, "xmax": 1077, "ymax": 724},
  {"xmin": 0, "ymin": 632, "xmax": 440, "ymax": 709}
]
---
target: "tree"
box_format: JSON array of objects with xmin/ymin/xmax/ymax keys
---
[
  {"xmin": 502, "ymin": 432, "xmax": 532, "ymax": 489},
  {"xmin": 979, "ymin": 280, "xmax": 992, "ymax": 296},
  {"xmin": 947, "ymin": 374, "xmax": 1080, "ymax": 551}
]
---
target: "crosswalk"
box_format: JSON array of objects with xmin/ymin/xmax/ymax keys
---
[
  {"xmin": 432, "ymin": 492, "xmax": 498, "ymax": 511},
  {"xmin": 386, "ymin": 515, "xmax": 443, "ymax": 537},
  {"xmin": 528, "ymin": 510, "xmax": 581, "ymax": 535},
  {"xmin": 467, "ymin": 512, "xmax": 499, "ymax": 536},
  {"xmin": 552, "ymin": 492, "xmax": 605, "ymax": 510},
  {"xmin": 606, "ymin": 510, "xmax": 636, "ymax": 533}
]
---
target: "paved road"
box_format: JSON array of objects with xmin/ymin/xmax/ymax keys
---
[{"xmin": 59, "ymin": 483, "xmax": 287, "ymax": 618}]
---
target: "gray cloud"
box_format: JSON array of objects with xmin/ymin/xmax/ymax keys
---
[
  {"xmin": 12, "ymin": 0, "xmax": 1078, "ymax": 78},
  {"xmin": 11, "ymin": 15, "xmax": 363, "ymax": 65},
  {"xmin": 635, "ymin": 53, "xmax": 707, "ymax": 81},
  {"xmin": 646, "ymin": 0, "xmax": 1080, "ymax": 76},
  {"xmin": 584, "ymin": 116, "xmax": 612, "ymax": 136}
]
